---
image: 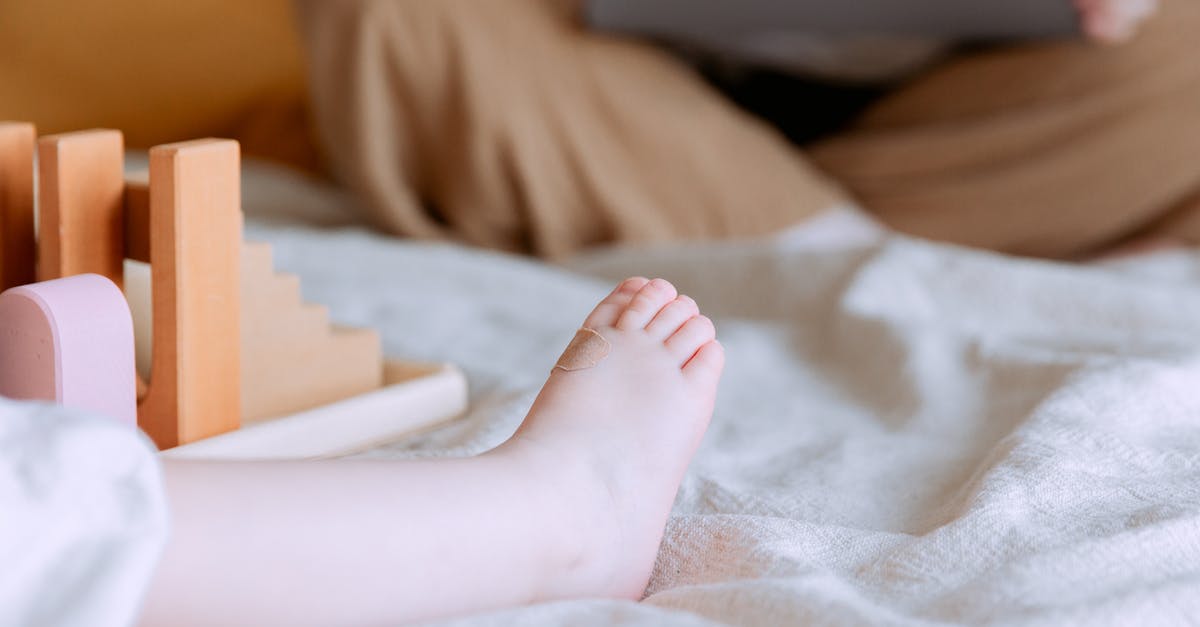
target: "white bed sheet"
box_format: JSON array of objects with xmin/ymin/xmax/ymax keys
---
[{"xmin": 245, "ymin": 201, "xmax": 1200, "ymax": 626}]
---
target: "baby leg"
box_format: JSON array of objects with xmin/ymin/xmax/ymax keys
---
[{"xmin": 139, "ymin": 278, "xmax": 724, "ymax": 626}]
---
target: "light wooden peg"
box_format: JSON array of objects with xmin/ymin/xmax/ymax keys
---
[
  {"xmin": 137, "ymin": 139, "xmax": 242, "ymax": 448},
  {"xmin": 0, "ymin": 122, "xmax": 36, "ymax": 291},
  {"xmin": 123, "ymin": 172, "xmax": 151, "ymax": 264},
  {"xmin": 37, "ymin": 130, "xmax": 126, "ymax": 289}
]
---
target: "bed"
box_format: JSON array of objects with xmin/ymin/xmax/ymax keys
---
[
  {"xmin": 258, "ymin": 163, "xmax": 1200, "ymax": 625},
  {"xmin": 5, "ymin": 159, "xmax": 1200, "ymax": 626}
]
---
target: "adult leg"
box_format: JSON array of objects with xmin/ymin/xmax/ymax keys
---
[
  {"xmin": 1126, "ymin": 189, "xmax": 1200, "ymax": 245},
  {"xmin": 294, "ymin": 0, "xmax": 844, "ymax": 259},
  {"xmin": 811, "ymin": 0, "xmax": 1200, "ymax": 259}
]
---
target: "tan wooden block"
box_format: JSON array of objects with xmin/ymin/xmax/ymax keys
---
[
  {"xmin": 245, "ymin": 301, "xmax": 333, "ymax": 349},
  {"xmin": 122, "ymin": 259, "xmax": 153, "ymax": 382},
  {"xmin": 241, "ymin": 241, "xmax": 301, "ymax": 310},
  {"xmin": 326, "ymin": 325, "xmax": 385, "ymax": 394},
  {"xmin": 123, "ymin": 175, "xmax": 151, "ymax": 264},
  {"xmin": 241, "ymin": 301, "xmax": 383, "ymax": 420},
  {"xmin": 37, "ymin": 130, "xmax": 126, "ymax": 288},
  {"xmin": 241, "ymin": 326, "xmax": 383, "ymax": 422},
  {"xmin": 240, "ymin": 241, "xmax": 273, "ymax": 277},
  {"xmin": 260, "ymin": 272, "xmax": 303, "ymax": 312},
  {"xmin": 138, "ymin": 139, "xmax": 242, "ymax": 449},
  {"xmin": 0, "ymin": 123, "xmax": 36, "ymax": 291},
  {"xmin": 238, "ymin": 237, "xmax": 383, "ymax": 421},
  {"xmin": 295, "ymin": 325, "xmax": 383, "ymax": 414}
]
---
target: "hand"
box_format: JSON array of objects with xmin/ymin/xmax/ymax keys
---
[{"xmin": 1077, "ymin": 0, "xmax": 1160, "ymax": 43}]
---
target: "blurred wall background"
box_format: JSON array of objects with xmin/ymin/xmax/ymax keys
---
[{"xmin": 0, "ymin": 1, "xmax": 319, "ymax": 170}]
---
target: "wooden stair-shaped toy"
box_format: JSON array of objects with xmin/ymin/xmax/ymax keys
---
[
  {"xmin": 244, "ymin": 242, "xmax": 386, "ymax": 422},
  {"xmin": 0, "ymin": 122, "xmax": 466, "ymax": 457},
  {"xmin": 124, "ymin": 242, "xmax": 386, "ymax": 424}
]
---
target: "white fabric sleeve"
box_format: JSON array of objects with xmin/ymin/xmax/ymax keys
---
[{"xmin": 0, "ymin": 398, "xmax": 167, "ymax": 627}]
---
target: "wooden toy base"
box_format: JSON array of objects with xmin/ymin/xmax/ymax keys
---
[{"xmin": 161, "ymin": 361, "xmax": 467, "ymax": 460}]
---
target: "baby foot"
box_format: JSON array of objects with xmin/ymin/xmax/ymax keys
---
[
  {"xmin": 1076, "ymin": 0, "xmax": 1159, "ymax": 43},
  {"xmin": 503, "ymin": 277, "xmax": 724, "ymax": 599}
]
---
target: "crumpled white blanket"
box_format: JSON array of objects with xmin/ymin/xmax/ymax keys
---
[
  {"xmin": 0, "ymin": 400, "xmax": 165, "ymax": 627},
  {"xmin": 258, "ymin": 208, "xmax": 1200, "ymax": 626},
  {"xmin": 6, "ymin": 194, "xmax": 1200, "ymax": 625}
]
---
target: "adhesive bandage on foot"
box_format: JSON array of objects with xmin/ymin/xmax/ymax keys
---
[{"xmin": 554, "ymin": 328, "xmax": 612, "ymax": 372}]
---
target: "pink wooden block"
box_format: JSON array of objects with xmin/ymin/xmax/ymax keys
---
[{"xmin": 0, "ymin": 274, "xmax": 137, "ymax": 426}]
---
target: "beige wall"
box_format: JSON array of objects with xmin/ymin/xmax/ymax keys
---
[{"xmin": 0, "ymin": 1, "xmax": 314, "ymax": 166}]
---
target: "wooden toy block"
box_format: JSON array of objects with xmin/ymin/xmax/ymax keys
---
[
  {"xmin": 122, "ymin": 172, "xmax": 151, "ymax": 263},
  {"xmin": 239, "ymin": 242, "xmax": 384, "ymax": 421},
  {"xmin": 37, "ymin": 130, "xmax": 126, "ymax": 289},
  {"xmin": 0, "ymin": 274, "xmax": 137, "ymax": 427},
  {"xmin": 122, "ymin": 260, "xmax": 154, "ymax": 382},
  {"xmin": 137, "ymin": 139, "xmax": 242, "ymax": 448},
  {"xmin": 1, "ymin": 123, "xmax": 467, "ymax": 458},
  {"xmin": 0, "ymin": 122, "xmax": 36, "ymax": 291},
  {"xmin": 240, "ymin": 242, "xmax": 302, "ymax": 318}
]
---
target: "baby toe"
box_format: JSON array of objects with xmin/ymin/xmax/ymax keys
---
[
  {"xmin": 583, "ymin": 277, "xmax": 650, "ymax": 329},
  {"xmin": 644, "ymin": 295, "xmax": 699, "ymax": 340},
  {"xmin": 616, "ymin": 278, "xmax": 678, "ymax": 331},
  {"xmin": 665, "ymin": 315, "xmax": 716, "ymax": 368},
  {"xmin": 683, "ymin": 340, "xmax": 726, "ymax": 385}
]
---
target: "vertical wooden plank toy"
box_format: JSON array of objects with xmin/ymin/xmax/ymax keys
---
[
  {"xmin": 37, "ymin": 130, "xmax": 126, "ymax": 289},
  {"xmin": 35, "ymin": 133, "xmax": 242, "ymax": 448},
  {"xmin": 0, "ymin": 274, "xmax": 137, "ymax": 427},
  {"xmin": 0, "ymin": 123, "xmax": 35, "ymax": 291},
  {"xmin": 137, "ymin": 140, "xmax": 243, "ymax": 448}
]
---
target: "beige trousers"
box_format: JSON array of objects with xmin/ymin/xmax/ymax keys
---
[
  {"xmin": 812, "ymin": 0, "xmax": 1200, "ymax": 258},
  {"xmin": 298, "ymin": 0, "xmax": 1200, "ymax": 259},
  {"xmin": 297, "ymin": 0, "xmax": 840, "ymax": 259}
]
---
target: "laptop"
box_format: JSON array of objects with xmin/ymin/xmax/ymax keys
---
[{"xmin": 586, "ymin": 0, "xmax": 1079, "ymax": 42}]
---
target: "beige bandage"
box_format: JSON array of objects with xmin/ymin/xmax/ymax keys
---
[{"xmin": 554, "ymin": 328, "xmax": 611, "ymax": 372}]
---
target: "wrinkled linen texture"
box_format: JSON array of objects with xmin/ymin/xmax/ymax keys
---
[
  {"xmin": 7, "ymin": 192, "xmax": 1200, "ymax": 625},
  {"xmin": 0, "ymin": 400, "xmax": 166, "ymax": 627},
  {"xmin": 254, "ymin": 209, "xmax": 1200, "ymax": 626}
]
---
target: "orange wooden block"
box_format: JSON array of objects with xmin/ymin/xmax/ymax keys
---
[
  {"xmin": 0, "ymin": 122, "xmax": 36, "ymax": 291},
  {"xmin": 37, "ymin": 130, "xmax": 126, "ymax": 288},
  {"xmin": 138, "ymin": 139, "xmax": 242, "ymax": 448}
]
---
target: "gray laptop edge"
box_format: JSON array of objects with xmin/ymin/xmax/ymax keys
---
[{"xmin": 587, "ymin": 0, "xmax": 1080, "ymax": 42}]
